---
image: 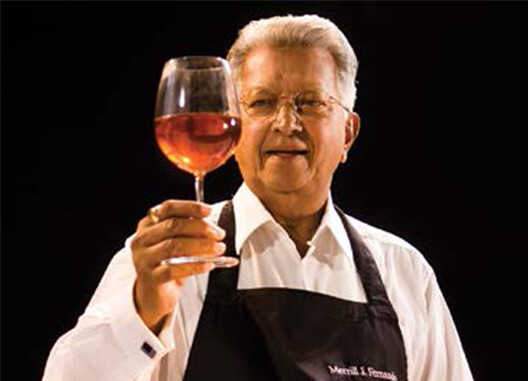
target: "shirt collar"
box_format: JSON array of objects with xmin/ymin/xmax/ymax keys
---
[
  {"xmin": 232, "ymin": 183, "xmax": 353, "ymax": 262},
  {"xmin": 315, "ymin": 194, "xmax": 354, "ymax": 262},
  {"xmin": 232, "ymin": 183, "xmax": 276, "ymax": 255}
]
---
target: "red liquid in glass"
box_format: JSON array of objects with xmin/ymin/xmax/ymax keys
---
[{"xmin": 155, "ymin": 113, "xmax": 241, "ymax": 177}]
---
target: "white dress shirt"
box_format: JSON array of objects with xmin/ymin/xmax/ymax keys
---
[{"xmin": 43, "ymin": 183, "xmax": 473, "ymax": 380}]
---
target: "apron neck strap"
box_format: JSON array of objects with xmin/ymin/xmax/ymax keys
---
[
  {"xmin": 207, "ymin": 201, "xmax": 393, "ymax": 308},
  {"xmin": 205, "ymin": 201, "xmax": 239, "ymax": 302},
  {"xmin": 334, "ymin": 206, "xmax": 393, "ymax": 306}
]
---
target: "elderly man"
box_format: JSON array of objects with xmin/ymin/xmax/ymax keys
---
[{"xmin": 44, "ymin": 15, "xmax": 473, "ymax": 381}]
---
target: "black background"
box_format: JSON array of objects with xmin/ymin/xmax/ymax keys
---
[{"xmin": 2, "ymin": 2, "xmax": 527, "ymax": 380}]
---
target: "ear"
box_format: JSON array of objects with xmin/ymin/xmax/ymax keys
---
[{"xmin": 340, "ymin": 112, "xmax": 361, "ymax": 163}]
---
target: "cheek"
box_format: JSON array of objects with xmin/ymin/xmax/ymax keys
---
[
  {"xmin": 234, "ymin": 121, "xmax": 265, "ymax": 168},
  {"xmin": 313, "ymin": 121, "xmax": 346, "ymax": 165}
]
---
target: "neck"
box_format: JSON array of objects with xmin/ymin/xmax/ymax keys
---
[
  {"xmin": 258, "ymin": 190, "xmax": 328, "ymax": 258},
  {"xmin": 274, "ymin": 208, "xmax": 325, "ymax": 257}
]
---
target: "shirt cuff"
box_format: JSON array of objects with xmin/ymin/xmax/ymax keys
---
[{"xmin": 108, "ymin": 279, "xmax": 175, "ymax": 372}]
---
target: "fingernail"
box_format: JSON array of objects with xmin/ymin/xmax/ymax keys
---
[
  {"xmin": 214, "ymin": 242, "xmax": 226, "ymax": 254},
  {"xmin": 210, "ymin": 226, "xmax": 226, "ymax": 239}
]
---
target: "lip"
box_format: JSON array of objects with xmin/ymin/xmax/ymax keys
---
[
  {"xmin": 263, "ymin": 144, "xmax": 309, "ymax": 155},
  {"xmin": 265, "ymin": 150, "xmax": 308, "ymax": 155}
]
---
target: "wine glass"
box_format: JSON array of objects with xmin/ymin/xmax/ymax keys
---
[{"xmin": 154, "ymin": 56, "xmax": 241, "ymax": 268}]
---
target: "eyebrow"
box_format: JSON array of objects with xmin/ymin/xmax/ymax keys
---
[{"xmin": 243, "ymin": 85, "xmax": 328, "ymax": 94}]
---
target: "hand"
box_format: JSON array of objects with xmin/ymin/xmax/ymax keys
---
[{"xmin": 131, "ymin": 200, "xmax": 226, "ymax": 333}]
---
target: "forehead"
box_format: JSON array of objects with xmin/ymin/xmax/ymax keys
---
[{"xmin": 240, "ymin": 45, "xmax": 338, "ymax": 93}]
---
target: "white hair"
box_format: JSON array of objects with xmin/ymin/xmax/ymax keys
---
[{"xmin": 227, "ymin": 14, "xmax": 359, "ymax": 110}]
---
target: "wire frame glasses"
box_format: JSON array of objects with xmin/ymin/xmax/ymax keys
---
[{"xmin": 239, "ymin": 90, "xmax": 352, "ymax": 120}]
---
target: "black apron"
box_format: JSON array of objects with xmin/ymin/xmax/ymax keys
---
[{"xmin": 183, "ymin": 202, "xmax": 408, "ymax": 381}]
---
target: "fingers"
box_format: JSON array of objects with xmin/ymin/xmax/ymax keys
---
[
  {"xmin": 137, "ymin": 237, "xmax": 226, "ymax": 270},
  {"xmin": 135, "ymin": 217, "xmax": 225, "ymax": 248},
  {"xmin": 132, "ymin": 200, "xmax": 225, "ymax": 329},
  {"xmin": 132, "ymin": 199, "xmax": 226, "ymax": 286},
  {"xmin": 138, "ymin": 200, "xmax": 212, "ymax": 230}
]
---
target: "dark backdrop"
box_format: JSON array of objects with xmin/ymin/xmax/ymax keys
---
[{"xmin": 2, "ymin": 2, "xmax": 526, "ymax": 380}]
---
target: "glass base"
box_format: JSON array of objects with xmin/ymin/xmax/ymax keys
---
[{"xmin": 161, "ymin": 256, "xmax": 239, "ymax": 268}]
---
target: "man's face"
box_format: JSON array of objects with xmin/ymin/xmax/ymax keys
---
[{"xmin": 235, "ymin": 45, "xmax": 359, "ymax": 203}]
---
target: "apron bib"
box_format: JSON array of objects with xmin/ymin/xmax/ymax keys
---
[{"xmin": 183, "ymin": 202, "xmax": 408, "ymax": 381}]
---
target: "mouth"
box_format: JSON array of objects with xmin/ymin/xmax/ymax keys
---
[{"xmin": 264, "ymin": 150, "xmax": 308, "ymax": 157}]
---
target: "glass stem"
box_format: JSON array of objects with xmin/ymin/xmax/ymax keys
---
[{"xmin": 195, "ymin": 175, "xmax": 204, "ymax": 203}]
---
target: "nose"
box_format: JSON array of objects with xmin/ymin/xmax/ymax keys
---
[{"xmin": 271, "ymin": 101, "xmax": 302, "ymax": 135}]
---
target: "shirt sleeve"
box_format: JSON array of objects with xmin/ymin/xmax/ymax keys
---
[
  {"xmin": 418, "ymin": 271, "xmax": 474, "ymax": 381},
  {"xmin": 42, "ymin": 239, "xmax": 178, "ymax": 381}
]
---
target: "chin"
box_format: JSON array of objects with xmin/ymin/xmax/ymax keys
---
[{"xmin": 263, "ymin": 176, "xmax": 310, "ymax": 194}]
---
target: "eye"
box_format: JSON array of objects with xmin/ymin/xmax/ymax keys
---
[
  {"xmin": 249, "ymin": 98, "xmax": 275, "ymax": 109},
  {"xmin": 296, "ymin": 95, "xmax": 326, "ymax": 113},
  {"xmin": 299, "ymin": 99, "xmax": 323, "ymax": 106}
]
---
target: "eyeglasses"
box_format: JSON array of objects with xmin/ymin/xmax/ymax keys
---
[{"xmin": 239, "ymin": 90, "xmax": 352, "ymax": 120}]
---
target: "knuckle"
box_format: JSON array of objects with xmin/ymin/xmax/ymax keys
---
[
  {"xmin": 135, "ymin": 260, "xmax": 148, "ymax": 276},
  {"xmin": 167, "ymin": 218, "xmax": 182, "ymax": 233},
  {"xmin": 130, "ymin": 235, "xmax": 142, "ymax": 252},
  {"xmin": 193, "ymin": 203, "xmax": 203, "ymax": 215},
  {"xmin": 161, "ymin": 199, "xmax": 200, "ymax": 217},
  {"xmin": 166, "ymin": 238, "xmax": 181, "ymax": 255},
  {"xmin": 183, "ymin": 201, "xmax": 202, "ymax": 217},
  {"xmin": 157, "ymin": 201, "xmax": 168, "ymax": 216},
  {"xmin": 132, "ymin": 250, "xmax": 147, "ymax": 271},
  {"xmin": 153, "ymin": 201, "xmax": 167, "ymax": 220}
]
